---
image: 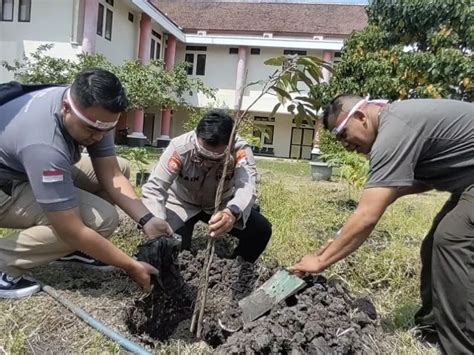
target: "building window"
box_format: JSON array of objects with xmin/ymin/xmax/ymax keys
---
[
  {"xmin": 254, "ymin": 116, "xmax": 275, "ymax": 122},
  {"xmin": 250, "ymin": 48, "xmax": 260, "ymax": 55},
  {"xmin": 0, "ymin": 0, "xmax": 14, "ymax": 21},
  {"xmin": 185, "ymin": 47, "xmax": 207, "ymax": 76},
  {"xmin": 18, "ymin": 0, "xmax": 30, "ymax": 22},
  {"xmin": 229, "ymin": 47, "xmax": 238, "ymax": 54},
  {"xmin": 254, "ymin": 117, "xmax": 275, "ymax": 145},
  {"xmin": 185, "ymin": 45, "xmax": 207, "ymax": 51},
  {"xmin": 97, "ymin": 2, "xmax": 113, "ymax": 40},
  {"xmin": 333, "ymin": 51, "xmax": 342, "ymax": 65},
  {"xmin": 185, "ymin": 53, "xmax": 194, "ymax": 75},
  {"xmin": 283, "ymin": 49, "xmax": 307, "ymax": 56},
  {"xmin": 96, "ymin": 3, "xmax": 104, "ymax": 36},
  {"xmin": 128, "ymin": 12, "xmax": 134, "ymax": 22},
  {"xmin": 263, "ymin": 125, "xmax": 274, "ymax": 144},
  {"xmin": 196, "ymin": 54, "xmax": 206, "ymax": 76},
  {"xmin": 105, "ymin": 8, "xmax": 113, "ymax": 40},
  {"xmin": 253, "ymin": 125, "xmax": 274, "ymax": 145},
  {"xmin": 150, "ymin": 31, "xmax": 161, "ymax": 60},
  {"xmin": 105, "ymin": 0, "xmax": 114, "ymax": 5}
]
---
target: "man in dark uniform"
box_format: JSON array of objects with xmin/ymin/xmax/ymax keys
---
[{"xmin": 291, "ymin": 95, "xmax": 474, "ymax": 354}]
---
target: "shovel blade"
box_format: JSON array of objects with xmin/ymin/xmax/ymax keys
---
[{"xmin": 238, "ymin": 270, "xmax": 306, "ymax": 324}]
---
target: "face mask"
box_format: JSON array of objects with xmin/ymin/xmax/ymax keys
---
[{"xmin": 195, "ymin": 139, "xmax": 226, "ymax": 161}]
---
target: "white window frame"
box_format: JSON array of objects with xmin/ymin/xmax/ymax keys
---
[
  {"xmin": 97, "ymin": 1, "xmax": 113, "ymax": 41},
  {"xmin": 150, "ymin": 30, "xmax": 162, "ymax": 60},
  {"xmin": 184, "ymin": 46, "xmax": 207, "ymax": 76},
  {"xmin": 0, "ymin": 0, "xmax": 14, "ymax": 22},
  {"xmin": 18, "ymin": 0, "xmax": 30, "ymax": 22}
]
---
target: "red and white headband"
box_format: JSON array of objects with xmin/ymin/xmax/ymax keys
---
[
  {"xmin": 66, "ymin": 89, "xmax": 119, "ymax": 131},
  {"xmin": 332, "ymin": 96, "xmax": 388, "ymax": 136}
]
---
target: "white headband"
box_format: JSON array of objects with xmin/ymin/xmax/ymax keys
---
[
  {"xmin": 332, "ymin": 96, "xmax": 388, "ymax": 136},
  {"xmin": 67, "ymin": 89, "xmax": 119, "ymax": 130}
]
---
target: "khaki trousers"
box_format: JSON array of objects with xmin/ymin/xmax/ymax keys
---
[{"xmin": 0, "ymin": 155, "xmax": 130, "ymax": 277}]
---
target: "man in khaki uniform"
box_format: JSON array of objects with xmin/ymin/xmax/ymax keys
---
[
  {"xmin": 0, "ymin": 69, "xmax": 171, "ymax": 298},
  {"xmin": 142, "ymin": 110, "xmax": 272, "ymax": 262}
]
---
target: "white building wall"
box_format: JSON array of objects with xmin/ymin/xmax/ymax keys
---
[
  {"xmin": 171, "ymin": 110, "xmax": 188, "ymax": 138},
  {"xmin": 176, "ymin": 44, "xmax": 324, "ymax": 116},
  {"xmin": 175, "ymin": 43, "xmax": 238, "ymax": 109},
  {"xmin": 0, "ymin": 0, "xmax": 142, "ymax": 82},
  {"xmin": 0, "ymin": 0, "xmax": 81, "ymax": 81},
  {"xmin": 244, "ymin": 47, "xmax": 323, "ymax": 114},
  {"xmin": 95, "ymin": 0, "xmax": 139, "ymax": 64}
]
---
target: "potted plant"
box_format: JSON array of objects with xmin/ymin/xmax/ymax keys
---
[
  {"xmin": 116, "ymin": 147, "xmax": 151, "ymax": 186},
  {"xmin": 309, "ymin": 123, "xmax": 332, "ymax": 181}
]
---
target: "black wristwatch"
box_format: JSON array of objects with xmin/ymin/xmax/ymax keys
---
[
  {"xmin": 227, "ymin": 205, "xmax": 242, "ymax": 221},
  {"xmin": 137, "ymin": 212, "xmax": 154, "ymax": 230}
]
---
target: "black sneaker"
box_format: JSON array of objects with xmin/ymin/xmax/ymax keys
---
[
  {"xmin": 55, "ymin": 251, "xmax": 115, "ymax": 271},
  {"xmin": 0, "ymin": 272, "xmax": 41, "ymax": 299},
  {"xmin": 414, "ymin": 326, "xmax": 440, "ymax": 347}
]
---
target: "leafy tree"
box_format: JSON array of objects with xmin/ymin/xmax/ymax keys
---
[
  {"xmin": 265, "ymin": 0, "xmax": 473, "ymax": 189},
  {"xmin": 334, "ymin": 0, "xmax": 473, "ymax": 101},
  {"xmin": 2, "ymin": 44, "xmax": 215, "ymax": 111}
]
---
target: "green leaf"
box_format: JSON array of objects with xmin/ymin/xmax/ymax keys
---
[
  {"xmin": 270, "ymin": 86, "xmax": 293, "ymax": 100},
  {"xmin": 270, "ymin": 102, "xmax": 281, "ymax": 118},
  {"xmin": 264, "ymin": 56, "xmax": 286, "ymax": 66}
]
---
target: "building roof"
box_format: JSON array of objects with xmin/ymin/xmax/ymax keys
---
[{"xmin": 151, "ymin": 1, "xmax": 368, "ymax": 37}]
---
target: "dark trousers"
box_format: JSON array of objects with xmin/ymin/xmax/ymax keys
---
[
  {"xmin": 175, "ymin": 208, "xmax": 272, "ymax": 263},
  {"xmin": 415, "ymin": 186, "xmax": 474, "ymax": 354}
]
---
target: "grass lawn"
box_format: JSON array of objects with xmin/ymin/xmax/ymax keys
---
[{"xmin": 0, "ymin": 156, "xmax": 444, "ymax": 353}]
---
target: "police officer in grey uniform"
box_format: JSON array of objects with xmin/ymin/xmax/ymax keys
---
[
  {"xmin": 142, "ymin": 110, "xmax": 272, "ymax": 262},
  {"xmin": 0, "ymin": 69, "xmax": 171, "ymax": 299},
  {"xmin": 290, "ymin": 95, "xmax": 474, "ymax": 354}
]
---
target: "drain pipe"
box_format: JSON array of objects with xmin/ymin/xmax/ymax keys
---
[{"xmin": 42, "ymin": 285, "xmax": 151, "ymax": 355}]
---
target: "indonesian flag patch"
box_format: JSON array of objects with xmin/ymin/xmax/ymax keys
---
[{"xmin": 42, "ymin": 169, "xmax": 64, "ymax": 183}]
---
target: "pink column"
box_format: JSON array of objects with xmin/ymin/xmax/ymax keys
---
[
  {"xmin": 234, "ymin": 46, "xmax": 249, "ymax": 110},
  {"xmin": 129, "ymin": 13, "xmax": 152, "ymax": 143},
  {"xmin": 82, "ymin": 0, "xmax": 98, "ymax": 54},
  {"xmin": 137, "ymin": 13, "xmax": 152, "ymax": 64},
  {"xmin": 322, "ymin": 50, "xmax": 334, "ymax": 83},
  {"xmin": 160, "ymin": 35, "xmax": 177, "ymax": 139},
  {"xmin": 164, "ymin": 35, "xmax": 176, "ymax": 70}
]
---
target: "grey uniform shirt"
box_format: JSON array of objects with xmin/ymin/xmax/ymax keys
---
[
  {"xmin": 0, "ymin": 86, "xmax": 115, "ymax": 211},
  {"xmin": 366, "ymin": 99, "xmax": 474, "ymax": 194},
  {"xmin": 142, "ymin": 131, "xmax": 257, "ymax": 230}
]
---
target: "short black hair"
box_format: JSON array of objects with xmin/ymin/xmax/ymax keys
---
[
  {"xmin": 196, "ymin": 110, "xmax": 234, "ymax": 146},
  {"xmin": 70, "ymin": 68, "xmax": 128, "ymax": 113},
  {"xmin": 322, "ymin": 94, "xmax": 361, "ymax": 130}
]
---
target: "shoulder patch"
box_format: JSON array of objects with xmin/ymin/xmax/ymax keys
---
[
  {"xmin": 235, "ymin": 149, "xmax": 248, "ymax": 167},
  {"xmin": 167, "ymin": 152, "xmax": 183, "ymax": 173}
]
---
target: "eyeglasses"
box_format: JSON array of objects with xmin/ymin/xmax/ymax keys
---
[
  {"xmin": 66, "ymin": 89, "xmax": 119, "ymax": 132},
  {"xmin": 331, "ymin": 96, "xmax": 388, "ymax": 137}
]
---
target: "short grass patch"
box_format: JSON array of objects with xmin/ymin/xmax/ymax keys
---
[
  {"xmin": 256, "ymin": 158, "xmax": 445, "ymax": 353},
  {"xmin": 0, "ymin": 156, "xmax": 445, "ymax": 353}
]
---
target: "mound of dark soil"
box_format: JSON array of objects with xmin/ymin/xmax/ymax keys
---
[{"xmin": 127, "ymin": 238, "xmax": 380, "ymax": 354}]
